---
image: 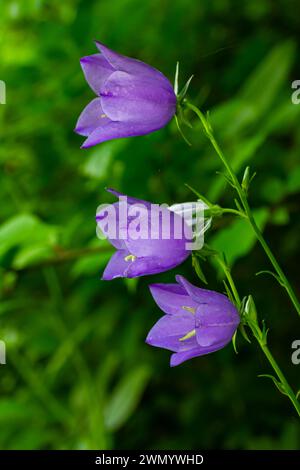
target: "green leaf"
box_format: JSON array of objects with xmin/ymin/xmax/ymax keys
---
[
  {"xmin": 259, "ymin": 177, "xmax": 286, "ymax": 204},
  {"xmin": 192, "ymin": 254, "xmax": 207, "ymax": 284},
  {"xmin": 104, "ymin": 366, "xmax": 151, "ymax": 431},
  {"xmin": 258, "ymin": 374, "xmax": 288, "ymax": 396},
  {"xmin": 271, "ymin": 207, "xmax": 289, "ymax": 226},
  {"xmin": 124, "ymin": 277, "xmax": 139, "ymax": 294},
  {"xmin": 239, "ymin": 42, "xmax": 295, "ymax": 117},
  {"xmin": 287, "ymin": 166, "xmax": 300, "ymax": 194},
  {"xmin": 256, "ymin": 270, "xmax": 285, "ymax": 287},
  {"xmin": 174, "ymin": 61, "xmax": 179, "ymax": 95},
  {"xmin": 261, "ymin": 321, "xmax": 269, "ymax": 345},
  {"xmin": 238, "ymin": 324, "xmax": 252, "ymax": 344},
  {"xmin": 207, "ymin": 43, "xmax": 296, "ymax": 202},
  {"xmin": 81, "ymin": 140, "xmax": 127, "ymax": 180},
  {"xmin": 13, "ymin": 244, "xmax": 54, "ymax": 269},
  {"xmin": 185, "ymin": 183, "xmax": 212, "ymax": 208},
  {"xmin": 244, "ymin": 295, "xmax": 258, "ymax": 323},
  {"xmin": 211, "ymin": 208, "xmax": 269, "ymax": 266},
  {"xmin": 0, "ymin": 214, "xmax": 58, "ymax": 265},
  {"xmin": 177, "ymin": 74, "xmax": 194, "ymax": 101},
  {"xmin": 0, "ymin": 399, "xmax": 39, "ymax": 424},
  {"xmin": 71, "ymin": 250, "xmax": 112, "ymax": 278},
  {"xmin": 174, "ymin": 114, "xmax": 192, "ymax": 146},
  {"xmin": 0, "ymin": 214, "xmax": 55, "ymax": 253},
  {"xmin": 231, "ymin": 330, "xmax": 238, "ymax": 354},
  {"xmin": 222, "ymin": 280, "xmax": 235, "ymax": 305}
]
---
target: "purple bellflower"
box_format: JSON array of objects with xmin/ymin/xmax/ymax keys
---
[
  {"xmin": 75, "ymin": 42, "xmax": 177, "ymax": 148},
  {"xmin": 96, "ymin": 189, "xmax": 193, "ymax": 280},
  {"xmin": 146, "ymin": 275, "xmax": 240, "ymax": 366}
]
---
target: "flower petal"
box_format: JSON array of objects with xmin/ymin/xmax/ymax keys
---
[
  {"xmin": 75, "ymin": 98, "xmax": 109, "ymax": 137},
  {"xmin": 149, "ymin": 283, "xmax": 198, "ymax": 315},
  {"xmin": 125, "ymin": 255, "xmax": 182, "ymax": 278},
  {"xmin": 195, "ymin": 324, "xmax": 237, "ymax": 348},
  {"xmin": 170, "ymin": 341, "xmax": 228, "ymax": 367},
  {"xmin": 176, "ymin": 275, "xmax": 230, "ymax": 306},
  {"xmin": 195, "ymin": 304, "xmax": 239, "ymax": 347},
  {"xmin": 105, "ymin": 188, "xmax": 153, "ymax": 210},
  {"xmin": 80, "ymin": 54, "xmax": 114, "ymax": 95},
  {"xmin": 124, "ymin": 205, "xmax": 191, "ymax": 260},
  {"xmin": 196, "ymin": 303, "xmax": 240, "ymax": 328},
  {"xmin": 81, "ymin": 119, "xmax": 162, "ymax": 148},
  {"xmin": 102, "ymin": 251, "xmax": 186, "ymax": 279},
  {"xmin": 146, "ymin": 312, "xmax": 195, "ymax": 352},
  {"xmin": 101, "ymin": 250, "xmax": 131, "ymax": 280},
  {"xmin": 100, "ymin": 70, "xmax": 176, "ymax": 125},
  {"xmin": 95, "ymin": 41, "xmax": 174, "ymax": 88},
  {"xmin": 103, "ymin": 191, "xmax": 192, "ymax": 265},
  {"xmin": 96, "ymin": 202, "xmax": 127, "ymax": 250}
]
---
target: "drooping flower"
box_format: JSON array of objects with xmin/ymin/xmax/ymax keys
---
[
  {"xmin": 96, "ymin": 189, "xmax": 193, "ymax": 280},
  {"xmin": 75, "ymin": 42, "xmax": 177, "ymax": 148},
  {"xmin": 146, "ymin": 275, "xmax": 240, "ymax": 366}
]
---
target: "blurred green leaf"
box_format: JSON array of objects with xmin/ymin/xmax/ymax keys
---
[
  {"xmin": 81, "ymin": 140, "xmax": 128, "ymax": 180},
  {"xmin": 0, "ymin": 399, "xmax": 39, "ymax": 424},
  {"xmin": 211, "ymin": 208, "xmax": 269, "ymax": 266},
  {"xmin": 192, "ymin": 254, "xmax": 208, "ymax": 284},
  {"xmin": 239, "ymin": 41, "xmax": 295, "ymax": 117},
  {"xmin": 0, "ymin": 214, "xmax": 58, "ymax": 261},
  {"xmin": 104, "ymin": 366, "xmax": 151, "ymax": 432},
  {"xmin": 71, "ymin": 250, "xmax": 112, "ymax": 278},
  {"xmin": 287, "ymin": 166, "xmax": 300, "ymax": 194},
  {"xmin": 13, "ymin": 244, "xmax": 54, "ymax": 269}
]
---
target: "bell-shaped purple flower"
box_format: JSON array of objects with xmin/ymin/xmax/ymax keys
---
[
  {"xmin": 146, "ymin": 275, "xmax": 240, "ymax": 366},
  {"xmin": 96, "ymin": 190, "xmax": 193, "ymax": 280},
  {"xmin": 75, "ymin": 42, "xmax": 177, "ymax": 148}
]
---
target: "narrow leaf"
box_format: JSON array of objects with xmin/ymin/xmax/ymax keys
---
[{"xmin": 258, "ymin": 374, "xmax": 288, "ymax": 396}]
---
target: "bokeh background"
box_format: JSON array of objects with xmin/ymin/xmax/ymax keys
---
[{"xmin": 0, "ymin": 0, "xmax": 300, "ymax": 450}]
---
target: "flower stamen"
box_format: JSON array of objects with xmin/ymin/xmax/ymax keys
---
[
  {"xmin": 124, "ymin": 254, "xmax": 137, "ymax": 262},
  {"xmin": 179, "ymin": 329, "xmax": 196, "ymax": 341},
  {"xmin": 182, "ymin": 306, "xmax": 196, "ymax": 314}
]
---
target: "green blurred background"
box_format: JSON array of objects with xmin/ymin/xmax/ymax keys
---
[{"xmin": 0, "ymin": 0, "xmax": 300, "ymax": 450}]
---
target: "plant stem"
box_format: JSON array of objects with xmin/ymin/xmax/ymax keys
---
[
  {"xmin": 221, "ymin": 208, "xmax": 246, "ymax": 218},
  {"xmin": 186, "ymin": 101, "xmax": 300, "ymax": 318},
  {"xmin": 216, "ymin": 256, "xmax": 241, "ymax": 307},
  {"xmin": 259, "ymin": 341, "xmax": 300, "ymax": 417},
  {"xmin": 21, "ymin": 245, "xmax": 113, "ymax": 271},
  {"xmin": 215, "ymin": 254, "xmax": 300, "ymax": 417}
]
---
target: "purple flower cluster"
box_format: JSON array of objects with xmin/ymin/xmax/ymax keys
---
[{"xmin": 77, "ymin": 43, "xmax": 240, "ymax": 366}]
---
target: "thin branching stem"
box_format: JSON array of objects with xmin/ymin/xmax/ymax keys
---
[
  {"xmin": 214, "ymin": 254, "xmax": 300, "ymax": 417},
  {"xmin": 186, "ymin": 101, "xmax": 300, "ymax": 318}
]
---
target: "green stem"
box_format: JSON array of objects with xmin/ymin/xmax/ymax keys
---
[
  {"xmin": 215, "ymin": 254, "xmax": 300, "ymax": 417},
  {"xmin": 259, "ymin": 340, "xmax": 300, "ymax": 417},
  {"xmin": 221, "ymin": 208, "xmax": 246, "ymax": 218},
  {"xmin": 186, "ymin": 101, "xmax": 300, "ymax": 318},
  {"xmin": 216, "ymin": 256, "xmax": 241, "ymax": 307}
]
